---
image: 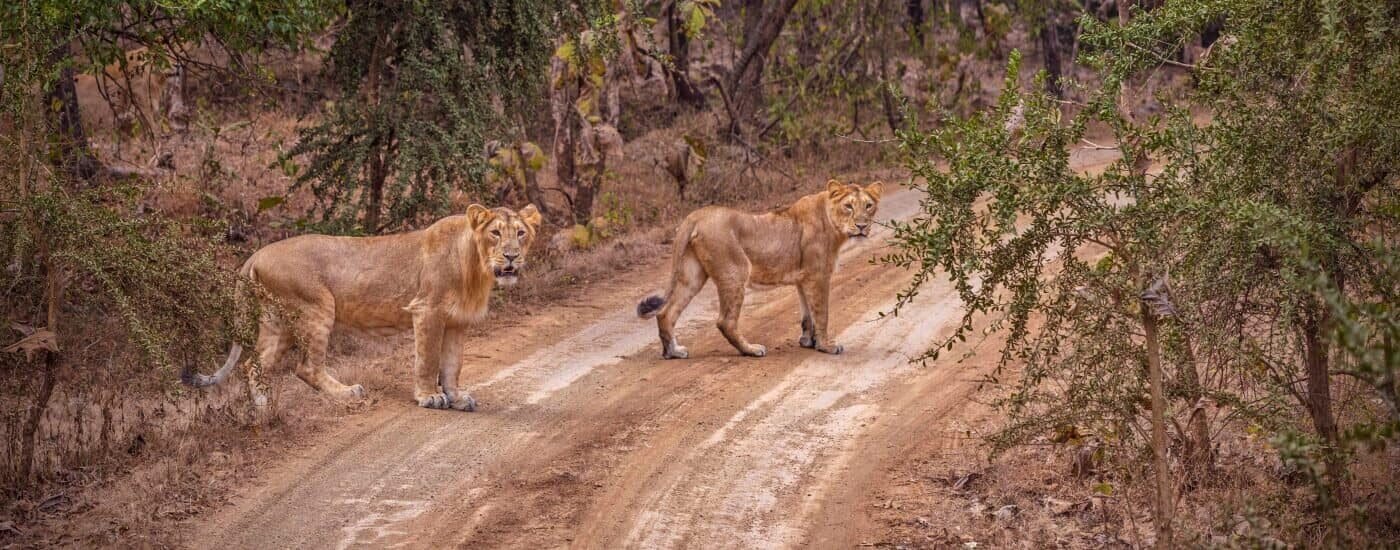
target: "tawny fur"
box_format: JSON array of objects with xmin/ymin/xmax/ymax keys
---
[
  {"xmin": 639, "ymin": 179, "xmax": 883, "ymax": 359},
  {"xmin": 188, "ymin": 204, "xmax": 541, "ymax": 411}
]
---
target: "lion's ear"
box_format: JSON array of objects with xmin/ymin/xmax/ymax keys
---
[
  {"xmin": 466, "ymin": 204, "xmax": 495, "ymax": 229},
  {"xmin": 865, "ymin": 181, "xmax": 884, "ymax": 201},
  {"xmin": 826, "ymin": 179, "xmax": 847, "ymax": 198},
  {"xmin": 519, "ymin": 204, "xmax": 543, "ymax": 229}
]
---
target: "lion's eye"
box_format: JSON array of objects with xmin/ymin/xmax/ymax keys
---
[
  {"xmin": 845, "ymin": 204, "xmax": 854, "ymax": 212},
  {"xmin": 517, "ymin": 229, "xmax": 526, "ymax": 237},
  {"xmin": 866, "ymin": 203, "xmax": 874, "ymax": 210},
  {"xmin": 490, "ymin": 229, "xmax": 501, "ymax": 238}
]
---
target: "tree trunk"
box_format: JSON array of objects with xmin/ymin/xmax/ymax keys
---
[
  {"xmin": 573, "ymin": 143, "xmax": 602, "ymax": 226},
  {"xmin": 46, "ymin": 41, "xmax": 100, "ymax": 180},
  {"xmin": 1175, "ymin": 332, "xmax": 1215, "ymax": 477},
  {"xmin": 556, "ymin": 95, "xmax": 580, "ymax": 223},
  {"xmin": 162, "ymin": 63, "xmax": 189, "ymax": 132},
  {"xmin": 1141, "ymin": 302, "xmax": 1174, "ymax": 549},
  {"xmin": 518, "ymin": 141, "xmax": 548, "ymax": 214},
  {"xmin": 364, "ymin": 142, "xmax": 386, "ymax": 232},
  {"xmin": 1302, "ymin": 306, "xmax": 1339, "ymax": 460},
  {"xmin": 908, "ymin": 0, "xmax": 926, "ymax": 47},
  {"xmin": 1040, "ymin": 13, "xmax": 1064, "ymax": 98},
  {"xmin": 878, "ymin": 46, "xmax": 905, "ymax": 133},
  {"xmin": 728, "ymin": 0, "xmax": 799, "ymax": 117},
  {"xmin": 1116, "ymin": 0, "xmax": 1135, "ymax": 123},
  {"xmin": 361, "ymin": 24, "xmax": 390, "ymax": 233},
  {"xmin": 958, "ymin": 0, "xmax": 981, "ymax": 38},
  {"xmin": 666, "ymin": 0, "xmax": 707, "ymax": 108}
]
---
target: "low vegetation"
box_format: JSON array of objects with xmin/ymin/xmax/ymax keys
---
[{"xmin": 0, "ymin": 0, "xmax": 1394, "ymax": 546}]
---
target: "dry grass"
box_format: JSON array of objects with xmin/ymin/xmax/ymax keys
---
[{"xmin": 865, "ymin": 401, "xmax": 1400, "ymax": 549}]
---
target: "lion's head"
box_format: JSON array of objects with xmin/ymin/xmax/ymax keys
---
[
  {"xmin": 467, "ymin": 203, "xmax": 543, "ymax": 287},
  {"xmin": 824, "ymin": 179, "xmax": 884, "ymax": 238}
]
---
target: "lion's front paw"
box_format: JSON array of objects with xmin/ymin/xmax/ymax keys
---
[
  {"xmin": 743, "ymin": 344, "xmax": 768, "ymax": 358},
  {"xmin": 799, "ymin": 334, "xmax": 816, "ymax": 348},
  {"xmin": 816, "ymin": 342, "xmax": 844, "ymax": 355},
  {"xmin": 450, "ymin": 394, "xmax": 478, "ymax": 412},
  {"xmin": 417, "ymin": 392, "xmax": 450, "ymax": 409}
]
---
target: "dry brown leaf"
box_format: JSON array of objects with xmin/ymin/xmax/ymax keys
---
[{"xmin": 3, "ymin": 327, "xmax": 59, "ymax": 360}]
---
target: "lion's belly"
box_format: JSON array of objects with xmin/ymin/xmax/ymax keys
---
[
  {"xmin": 749, "ymin": 265, "xmax": 802, "ymax": 286},
  {"xmin": 335, "ymin": 300, "xmax": 413, "ymax": 331}
]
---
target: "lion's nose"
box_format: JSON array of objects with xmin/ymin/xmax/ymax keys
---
[
  {"xmin": 855, "ymin": 223, "xmax": 869, "ymax": 233},
  {"xmin": 503, "ymin": 253, "xmax": 520, "ymax": 264}
]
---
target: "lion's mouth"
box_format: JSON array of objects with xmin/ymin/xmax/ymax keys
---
[{"xmin": 494, "ymin": 265, "xmax": 520, "ymax": 285}]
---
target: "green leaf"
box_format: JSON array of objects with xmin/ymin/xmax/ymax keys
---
[
  {"xmin": 683, "ymin": 2, "xmax": 706, "ymax": 38},
  {"xmin": 257, "ymin": 195, "xmax": 286, "ymax": 213}
]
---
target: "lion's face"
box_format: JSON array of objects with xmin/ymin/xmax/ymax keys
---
[
  {"xmin": 825, "ymin": 179, "xmax": 884, "ymax": 238},
  {"xmin": 468, "ymin": 204, "xmax": 543, "ymax": 287}
]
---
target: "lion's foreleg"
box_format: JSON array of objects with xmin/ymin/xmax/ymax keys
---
[
  {"xmin": 412, "ymin": 314, "xmax": 451, "ymax": 409},
  {"xmin": 800, "ymin": 275, "xmax": 843, "ymax": 355},
  {"xmin": 796, "ymin": 286, "xmax": 816, "ymax": 348},
  {"xmin": 437, "ymin": 328, "xmax": 477, "ymax": 411}
]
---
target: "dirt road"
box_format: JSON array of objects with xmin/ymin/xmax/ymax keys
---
[{"xmin": 197, "ymin": 185, "xmax": 1011, "ymax": 549}]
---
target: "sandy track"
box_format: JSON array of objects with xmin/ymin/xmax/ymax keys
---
[{"xmin": 197, "ymin": 186, "xmax": 1005, "ymax": 549}]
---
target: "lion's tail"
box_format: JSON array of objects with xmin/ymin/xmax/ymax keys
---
[
  {"xmin": 181, "ymin": 256, "xmax": 256, "ymax": 388},
  {"xmin": 182, "ymin": 344, "xmax": 243, "ymax": 387},
  {"xmin": 637, "ymin": 217, "xmax": 698, "ymax": 320}
]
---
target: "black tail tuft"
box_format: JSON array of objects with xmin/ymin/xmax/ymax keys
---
[{"xmin": 637, "ymin": 295, "xmax": 666, "ymax": 319}]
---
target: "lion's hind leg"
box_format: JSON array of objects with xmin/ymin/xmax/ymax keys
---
[
  {"xmin": 243, "ymin": 315, "xmax": 291, "ymax": 408},
  {"xmin": 293, "ymin": 306, "xmax": 365, "ymax": 399},
  {"xmin": 713, "ymin": 260, "xmax": 766, "ymax": 357},
  {"xmin": 657, "ymin": 251, "xmax": 707, "ymax": 359}
]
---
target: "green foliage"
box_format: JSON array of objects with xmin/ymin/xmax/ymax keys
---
[
  {"xmin": 0, "ymin": 0, "xmax": 328, "ymax": 384},
  {"xmin": 288, "ymin": 0, "xmax": 605, "ymax": 233},
  {"xmin": 1, "ymin": 185, "xmax": 259, "ymax": 384},
  {"xmin": 1, "ymin": 0, "xmax": 308, "ymax": 488},
  {"xmin": 678, "ymin": 0, "xmax": 720, "ymax": 38},
  {"xmin": 0, "ymin": 0, "xmax": 336, "ymax": 76},
  {"xmin": 889, "ymin": 0, "xmax": 1397, "ymax": 538}
]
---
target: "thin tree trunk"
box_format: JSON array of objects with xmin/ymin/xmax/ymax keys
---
[
  {"xmin": 728, "ymin": 0, "xmax": 799, "ymax": 116},
  {"xmin": 666, "ymin": 0, "xmax": 707, "ymax": 108},
  {"xmin": 1040, "ymin": 12, "xmax": 1064, "ymax": 98},
  {"xmin": 1141, "ymin": 302, "xmax": 1174, "ymax": 549},
  {"xmin": 1175, "ymin": 332, "xmax": 1215, "ymax": 477},
  {"xmin": 556, "ymin": 93, "xmax": 580, "ymax": 223},
  {"xmin": 878, "ymin": 46, "xmax": 904, "ymax": 133},
  {"xmin": 362, "ymin": 25, "xmax": 390, "ymax": 232},
  {"xmin": 574, "ymin": 145, "xmax": 602, "ymax": 226},
  {"xmin": 518, "ymin": 141, "xmax": 547, "ymax": 214},
  {"xmin": 1116, "ymin": 0, "xmax": 1135, "ymax": 123},
  {"xmin": 1302, "ymin": 295, "xmax": 1344, "ymax": 508},
  {"xmin": 365, "ymin": 143, "xmax": 386, "ymax": 232},
  {"xmin": 907, "ymin": 0, "xmax": 926, "ymax": 47},
  {"xmin": 46, "ymin": 41, "xmax": 100, "ymax": 180}
]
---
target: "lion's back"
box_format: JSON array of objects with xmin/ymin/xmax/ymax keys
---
[{"xmin": 242, "ymin": 232, "xmax": 426, "ymax": 326}]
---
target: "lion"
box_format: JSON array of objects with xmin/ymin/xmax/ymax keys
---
[
  {"xmin": 637, "ymin": 179, "xmax": 883, "ymax": 359},
  {"xmin": 182, "ymin": 204, "xmax": 542, "ymax": 411}
]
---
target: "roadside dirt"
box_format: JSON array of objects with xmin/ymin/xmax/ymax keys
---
[{"xmin": 195, "ymin": 149, "xmax": 1116, "ymax": 549}]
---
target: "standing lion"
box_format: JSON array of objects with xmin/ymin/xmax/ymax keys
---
[
  {"xmin": 184, "ymin": 204, "xmax": 542, "ymax": 411},
  {"xmin": 638, "ymin": 180, "xmax": 883, "ymax": 359}
]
